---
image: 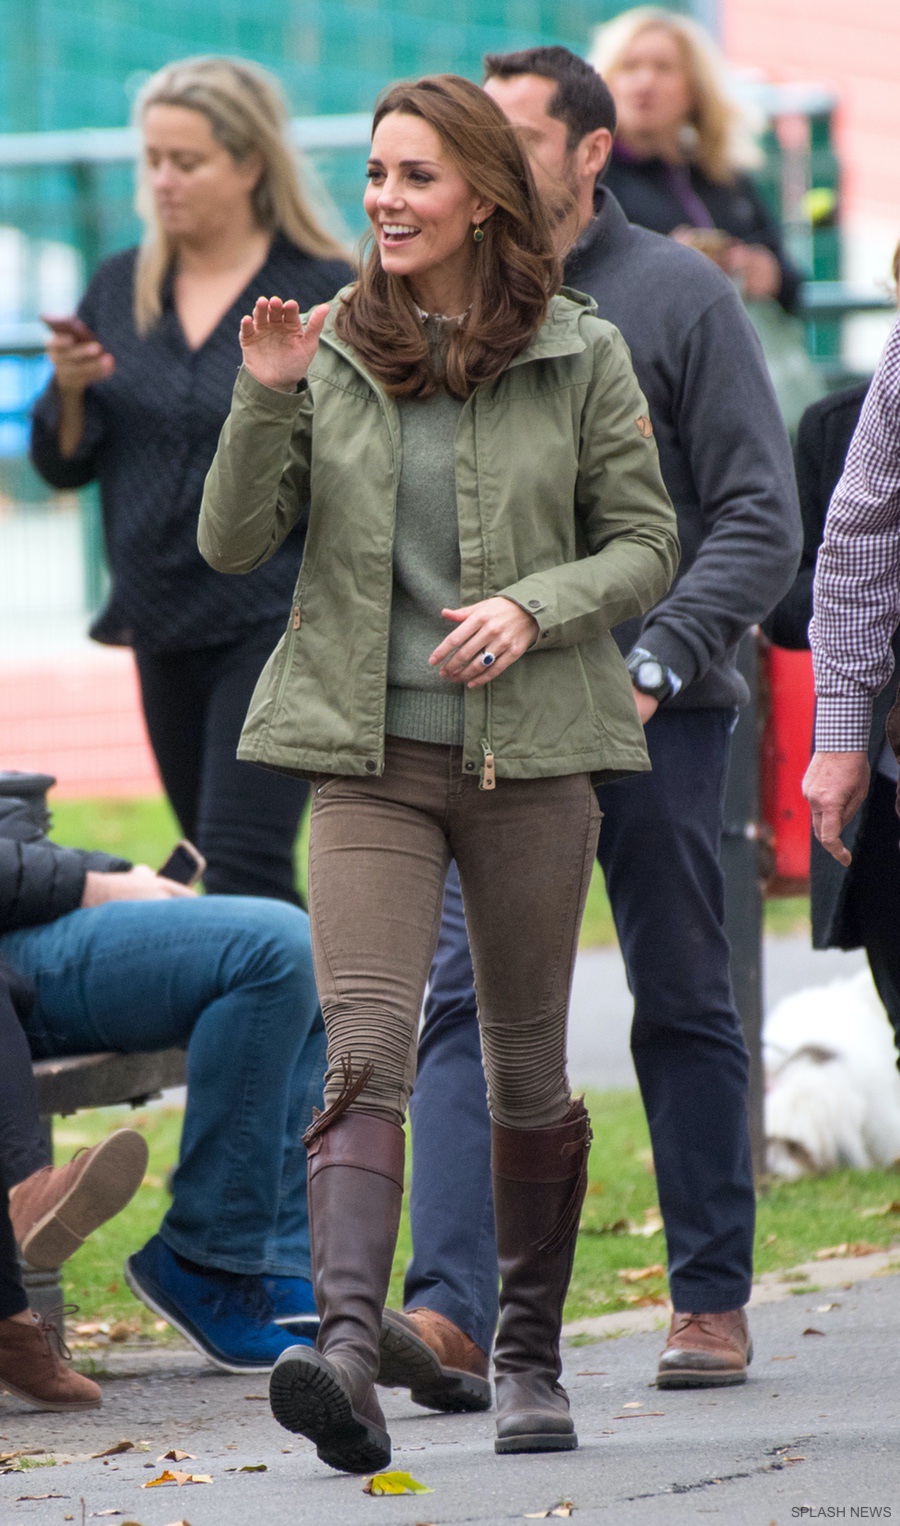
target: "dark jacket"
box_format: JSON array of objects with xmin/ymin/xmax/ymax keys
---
[
  {"xmin": 604, "ymin": 148, "xmax": 803, "ymax": 314},
  {"xmin": 0, "ymin": 796, "xmax": 129, "ymax": 935},
  {"xmin": 30, "ymin": 235, "xmax": 354, "ymax": 655},
  {"xmin": 563, "ymin": 189, "xmax": 801, "ymax": 709},
  {"xmin": 766, "ymin": 383, "xmax": 896, "ymax": 950}
]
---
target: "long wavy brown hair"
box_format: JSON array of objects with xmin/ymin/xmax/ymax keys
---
[{"xmin": 335, "ymin": 75, "xmax": 562, "ymax": 399}]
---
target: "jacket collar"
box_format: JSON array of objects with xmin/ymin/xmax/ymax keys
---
[
  {"xmin": 564, "ymin": 186, "xmax": 631, "ymax": 284},
  {"xmin": 318, "ymin": 285, "xmax": 594, "ymax": 385}
]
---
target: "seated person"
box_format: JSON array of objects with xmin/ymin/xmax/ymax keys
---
[
  {"xmin": 1, "ymin": 963, "xmax": 106, "ymax": 1412},
  {"xmin": 0, "ymin": 774, "xmax": 326, "ymax": 1373}
]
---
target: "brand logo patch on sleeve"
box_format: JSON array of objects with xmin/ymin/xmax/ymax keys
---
[{"xmin": 635, "ymin": 415, "xmax": 653, "ymax": 438}]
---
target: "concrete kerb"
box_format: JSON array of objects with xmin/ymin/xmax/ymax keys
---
[
  {"xmin": 562, "ymin": 1245, "xmax": 900, "ymax": 1342},
  {"xmin": 73, "ymin": 1247, "xmax": 900, "ymax": 1379}
]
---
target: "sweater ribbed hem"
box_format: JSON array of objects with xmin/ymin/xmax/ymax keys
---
[{"xmin": 385, "ymin": 685, "xmax": 465, "ymax": 747}]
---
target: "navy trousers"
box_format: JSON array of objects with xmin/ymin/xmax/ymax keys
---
[{"xmin": 403, "ymin": 707, "xmax": 755, "ymax": 1349}]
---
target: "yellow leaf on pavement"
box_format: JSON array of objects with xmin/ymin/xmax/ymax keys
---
[{"xmin": 363, "ymin": 1471, "xmax": 433, "ymax": 1495}]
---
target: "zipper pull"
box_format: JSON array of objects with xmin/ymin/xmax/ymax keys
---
[
  {"xmin": 480, "ymin": 738, "xmax": 496, "ymax": 791},
  {"xmin": 292, "ymin": 603, "xmax": 301, "ymax": 631}
]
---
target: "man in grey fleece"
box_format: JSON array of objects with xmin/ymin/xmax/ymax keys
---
[{"xmin": 376, "ymin": 47, "xmax": 802, "ymax": 1404}]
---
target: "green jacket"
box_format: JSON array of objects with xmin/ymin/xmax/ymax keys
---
[{"xmin": 199, "ymin": 289, "xmax": 679, "ymax": 786}]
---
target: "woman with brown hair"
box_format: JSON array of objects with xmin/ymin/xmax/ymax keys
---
[
  {"xmin": 31, "ymin": 56, "xmax": 353, "ymax": 904},
  {"xmin": 200, "ymin": 73, "xmax": 678, "ymax": 1472}
]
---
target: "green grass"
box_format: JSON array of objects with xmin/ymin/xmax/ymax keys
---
[
  {"xmin": 51, "ymin": 794, "xmax": 810, "ymax": 948},
  {"xmin": 56, "ymin": 1091, "xmax": 900, "ymax": 1345}
]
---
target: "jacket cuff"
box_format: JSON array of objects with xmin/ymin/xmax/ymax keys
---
[
  {"xmin": 234, "ymin": 365, "xmax": 310, "ymax": 417},
  {"xmin": 814, "ymin": 693, "xmax": 873, "ymax": 753},
  {"xmin": 499, "ymin": 583, "xmax": 562, "ymax": 649},
  {"xmin": 633, "ymin": 625, "xmax": 699, "ymax": 692}
]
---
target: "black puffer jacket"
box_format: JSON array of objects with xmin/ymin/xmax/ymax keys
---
[{"xmin": 0, "ymin": 796, "xmax": 130, "ymax": 935}]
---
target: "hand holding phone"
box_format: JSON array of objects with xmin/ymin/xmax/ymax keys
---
[
  {"xmin": 41, "ymin": 313, "xmax": 115, "ymax": 394},
  {"xmin": 158, "ymin": 839, "xmax": 207, "ymax": 887}
]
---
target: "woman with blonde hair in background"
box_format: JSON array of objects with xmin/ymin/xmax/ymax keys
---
[
  {"xmin": 31, "ymin": 56, "xmax": 354, "ymax": 903},
  {"xmin": 200, "ymin": 73, "xmax": 678, "ymax": 1473},
  {"xmin": 591, "ymin": 6, "xmax": 802, "ymax": 312}
]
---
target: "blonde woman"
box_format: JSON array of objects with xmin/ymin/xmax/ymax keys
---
[
  {"xmin": 591, "ymin": 7, "xmax": 801, "ymax": 312},
  {"xmin": 31, "ymin": 57, "xmax": 354, "ymax": 902}
]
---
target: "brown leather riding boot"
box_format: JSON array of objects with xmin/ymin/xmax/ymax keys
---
[
  {"xmin": 657, "ymin": 1308, "xmax": 753, "ymax": 1388},
  {"xmin": 378, "ymin": 1306, "xmax": 491, "ymax": 1412},
  {"xmin": 492, "ymin": 1098, "xmax": 591, "ymax": 1455},
  {"xmin": 269, "ymin": 1103, "xmax": 404, "ymax": 1474},
  {"xmin": 0, "ymin": 1314, "xmax": 101, "ymax": 1411}
]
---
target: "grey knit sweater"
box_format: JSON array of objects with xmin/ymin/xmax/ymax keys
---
[{"xmin": 385, "ymin": 329, "xmax": 465, "ymax": 746}]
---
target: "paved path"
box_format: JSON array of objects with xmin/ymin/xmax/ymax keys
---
[
  {"xmin": 3, "ymin": 1266, "xmax": 898, "ymax": 1525},
  {"xmin": 567, "ymin": 936, "xmax": 867, "ymax": 1091}
]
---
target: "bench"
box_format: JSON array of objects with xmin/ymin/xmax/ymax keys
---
[{"xmin": 24, "ymin": 1048, "xmax": 186, "ymax": 1332}]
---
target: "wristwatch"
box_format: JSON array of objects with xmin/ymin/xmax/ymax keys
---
[{"xmin": 626, "ymin": 647, "xmax": 683, "ymax": 705}]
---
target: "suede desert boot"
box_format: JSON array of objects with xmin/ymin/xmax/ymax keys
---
[
  {"xmin": 10, "ymin": 1129, "xmax": 148, "ymax": 1269},
  {"xmin": 657, "ymin": 1309, "xmax": 753, "ymax": 1388},
  {"xmin": 270, "ymin": 1101, "xmax": 404, "ymax": 1474},
  {"xmin": 492, "ymin": 1098, "xmax": 592, "ymax": 1454},
  {"xmin": 378, "ymin": 1306, "xmax": 491, "ymax": 1412},
  {"xmin": 0, "ymin": 1314, "xmax": 101, "ymax": 1411}
]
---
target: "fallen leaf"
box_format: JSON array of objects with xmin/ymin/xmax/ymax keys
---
[
  {"xmin": 576, "ymin": 1371, "xmax": 607, "ymax": 1376},
  {"xmin": 815, "ymin": 1302, "xmax": 840, "ymax": 1313},
  {"xmin": 814, "ymin": 1241, "xmax": 880, "ymax": 1260},
  {"xmin": 524, "ymin": 1504, "xmax": 576, "ymax": 1519},
  {"xmin": 238, "ymin": 1464, "xmax": 267, "ymax": 1473},
  {"xmin": 622, "ymin": 1401, "xmax": 642, "ymax": 1408},
  {"xmin": 860, "ymin": 1200, "xmax": 900, "ymax": 1217},
  {"xmin": 90, "ymin": 1513, "xmax": 122, "ymax": 1518},
  {"xmin": 16, "ymin": 1496, "xmax": 68, "ymax": 1503},
  {"xmin": 785, "ymin": 1455, "xmax": 805, "ymax": 1463},
  {"xmin": 611, "ymin": 1411, "xmax": 665, "ymax": 1420},
  {"xmin": 623, "ymin": 1293, "xmax": 669, "ymax": 1308},
  {"xmin": 142, "ymin": 1470, "xmax": 211, "ymax": 1488},
  {"xmin": 803, "ymin": 1327, "xmax": 826, "ymax": 1336},
  {"xmin": 363, "ymin": 1471, "xmax": 433, "ymax": 1496},
  {"xmin": 763, "ymin": 1233, "xmax": 778, "ymax": 1246},
  {"xmin": 243, "ymin": 1394, "xmax": 267, "ymax": 1401},
  {"xmin": 109, "ymin": 1321, "xmax": 137, "ymax": 1342},
  {"xmin": 618, "ymin": 1264, "xmax": 665, "ymax": 1283},
  {"xmin": 157, "ymin": 1451, "xmax": 196, "ymax": 1463},
  {"xmin": 770, "ymin": 1355, "xmax": 796, "ymax": 1361},
  {"xmin": 629, "ymin": 1211, "xmax": 663, "ymax": 1237},
  {"xmin": 92, "ymin": 1442, "xmax": 135, "ymax": 1458}
]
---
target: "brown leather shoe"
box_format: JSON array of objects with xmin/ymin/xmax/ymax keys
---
[
  {"xmin": 378, "ymin": 1307, "xmax": 491, "ymax": 1413},
  {"xmin": 0, "ymin": 1315, "xmax": 102, "ymax": 1411},
  {"xmin": 657, "ymin": 1309, "xmax": 753, "ymax": 1388},
  {"xmin": 10, "ymin": 1128, "xmax": 149, "ymax": 1269}
]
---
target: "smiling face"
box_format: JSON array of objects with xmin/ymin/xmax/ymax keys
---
[
  {"xmin": 608, "ymin": 26, "xmax": 694, "ymax": 151},
  {"xmin": 364, "ymin": 111, "xmax": 495, "ymax": 311},
  {"xmin": 142, "ymin": 103, "xmax": 263, "ymax": 243}
]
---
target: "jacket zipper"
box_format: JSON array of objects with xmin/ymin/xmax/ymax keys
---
[
  {"xmin": 480, "ymin": 686, "xmax": 496, "ymax": 791},
  {"xmin": 273, "ymin": 598, "xmax": 301, "ymax": 713}
]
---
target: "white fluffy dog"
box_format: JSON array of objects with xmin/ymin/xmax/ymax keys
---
[{"xmin": 764, "ymin": 968, "xmax": 900, "ymax": 1178}]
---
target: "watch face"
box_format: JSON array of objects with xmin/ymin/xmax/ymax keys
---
[{"xmin": 637, "ymin": 659, "xmax": 664, "ymax": 691}]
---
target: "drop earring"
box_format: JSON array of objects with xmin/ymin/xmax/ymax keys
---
[{"xmin": 473, "ymin": 224, "xmax": 484, "ymax": 243}]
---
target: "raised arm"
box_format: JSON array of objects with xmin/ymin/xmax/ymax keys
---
[{"xmin": 198, "ymin": 298, "xmax": 328, "ymax": 574}]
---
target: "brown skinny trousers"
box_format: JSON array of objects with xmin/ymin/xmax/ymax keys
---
[{"xmin": 308, "ymin": 736, "xmax": 601, "ymax": 1130}]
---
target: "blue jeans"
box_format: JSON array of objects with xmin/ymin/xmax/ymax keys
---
[
  {"xmin": 0, "ymin": 896, "xmax": 326, "ymax": 1278},
  {"xmin": 404, "ymin": 708, "xmax": 755, "ymax": 1345}
]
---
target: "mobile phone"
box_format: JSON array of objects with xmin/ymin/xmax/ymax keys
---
[
  {"xmin": 41, "ymin": 314, "xmax": 100, "ymax": 345},
  {"xmin": 158, "ymin": 839, "xmax": 207, "ymax": 886}
]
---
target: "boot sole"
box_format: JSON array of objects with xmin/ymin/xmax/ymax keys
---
[
  {"xmin": 495, "ymin": 1431, "xmax": 578, "ymax": 1454},
  {"xmin": 378, "ymin": 1311, "xmax": 491, "ymax": 1413},
  {"xmin": 657, "ymin": 1368, "xmax": 747, "ymax": 1389},
  {"xmin": 0, "ymin": 1376, "xmax": 101, "ymax": 1412},
  {"xmin": 270, "ymin": 1347, "xmax": 392, "ymax": 1474},
  {"xmin": 18, "ymin": 1130, "xmax": 149, "ymax": 1270}
]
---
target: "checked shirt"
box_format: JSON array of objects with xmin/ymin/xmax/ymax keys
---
[{"xmin": 810, "ymin": 318, "xmax": 900, "ymax": 750}]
